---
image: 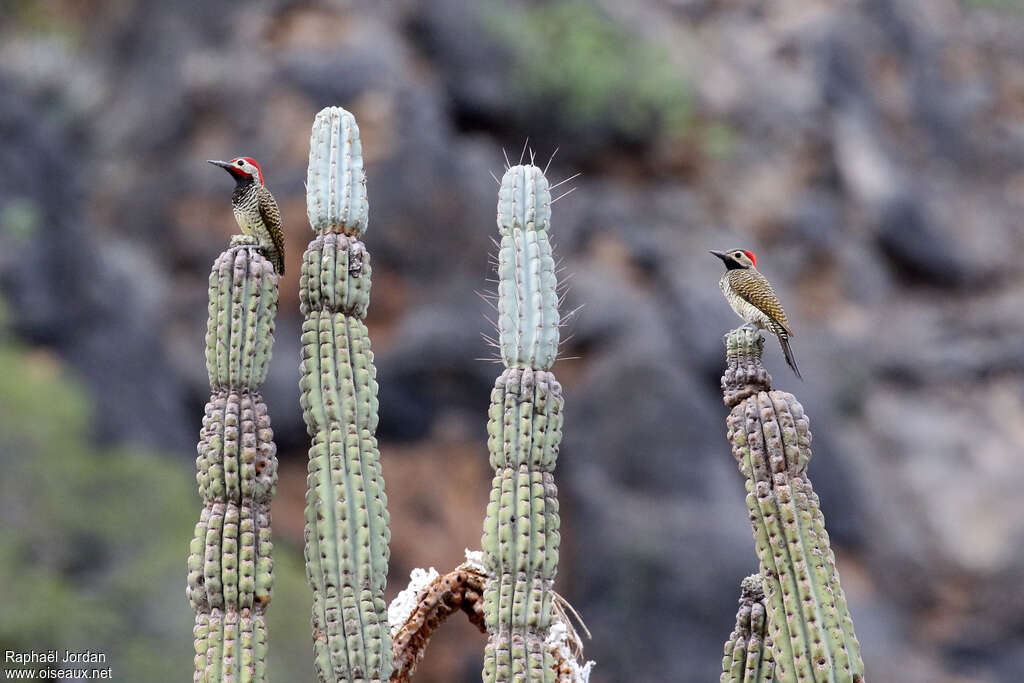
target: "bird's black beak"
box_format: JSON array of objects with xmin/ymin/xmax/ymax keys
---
[
  {"xmin": 207, "ymin": 159, "xmax": 235, "ymax": 173},
  {"xmin": 709, "ymin": 249, "xmax": 729, "ymax": 263}
]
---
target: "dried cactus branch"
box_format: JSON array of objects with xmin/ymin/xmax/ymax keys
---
[
  {"xmin": 188, "ymin": 243, "xmax": 279, "ymax": 683},
  {"xmin": 388, "ymin": 552, "xmax": 592, "ymax": 683},
  {"xmin": 722, "ymin": 327, "xmax": 864, "ymax": 683},
  {"xmin": 389, "ymin": 566, "xmax": 488, "ymax": 683}
]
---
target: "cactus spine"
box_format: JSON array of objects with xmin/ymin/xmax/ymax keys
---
[
  {"xmin": 721, "ymin": 327, "xmax": 864, "ymax": 683},
  {"xmin": 188, "ymin": 240, "xmax": 280, "ymax": 683},
  {"xmin": 722, "ymin": 574, "xmax": 775, "ymax": 683},
  {"xmin": 300, "ymin": 107, "xmax": 392, "ymax": 682},
  {"xmin": 481, "ymin": 164, "xmax": 563, "ymax": 683}
]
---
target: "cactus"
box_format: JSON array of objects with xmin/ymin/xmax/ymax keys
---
[
  {"xmin": 721, "ymin": 327, "xmax": 864, "ymax": 682},
  {"xmin": 480, "ymin": 164, "xmax": 563, "ymax": 683},
  {"xmin": 187, "ymin": 239, "xmax": 280, "ymax": 683},
  {"xmin": 300, "ymin": 106, "xmax": 392, "ymax": 683},
  {"xmin": 721, "ymin": 574, "xmax": 775, "ymax": 683}
]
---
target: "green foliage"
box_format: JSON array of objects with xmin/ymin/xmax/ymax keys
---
[
  {"xmin": 963, "ymin": 0, "xmax": 1024, "ymax": 12},
  {"xmin": 0, "ymin": 302, "xmax": 313, "ymax": 682},
  {"xmin": 485, "ymin": 0, "xmax": 693, "ymax": 139},
  {"xmin": 0, "ymin": 331, "xmax": 194, "ymax": 678},
  {"xmin": 4, "ymin": 0, "xmax": 83, "ymax": 40},
  {"xmin": 0, "ymin": 198, "xmax": 42, "ymax": 243}
]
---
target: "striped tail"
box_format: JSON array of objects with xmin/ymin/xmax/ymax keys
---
[
  {"xmin": 261, "ymin": 247, "xmax": 285, "ymax": 276},
  {"xmin": 776, "ymin": 331, "xmax": 802, "ymax": 380}
]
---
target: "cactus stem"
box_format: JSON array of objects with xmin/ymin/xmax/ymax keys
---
[
  {"xmin": 189, "ymin": 244, "xmax": 279, "ymax": 683},
  {"xmin": 301, "ymin": 107, "xmax": 391, "ymax": 683},
  {"xmin": 721, "ymin": 326, "xmax": 864, "ymax": 682}
]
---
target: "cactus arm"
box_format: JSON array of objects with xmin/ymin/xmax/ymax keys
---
[
  {"xmin": 721, "ymin": 328, "xmax": 865, "ymax": 683},
  {"xmin": 188, "ymin": 246, "xmax": 279, "ymax": 683},
  {"xmin": 721, "ymin": 575, "xmax": 775, "ymax": 683},
  {"xmin": 300, "ymin": 107, "xmax": 392, "ymax": 683}
]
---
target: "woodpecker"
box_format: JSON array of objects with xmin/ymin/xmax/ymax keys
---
[
  {"xmin": 711, "ymin": 248, "xmax": 801, "ymax": 379},
  {"xmin": 208, "ymin": 157, "xmax": 285, "ymax": 275}
]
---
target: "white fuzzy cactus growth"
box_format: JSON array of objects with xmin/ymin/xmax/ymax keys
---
[{"xmin": 496, "ymin": 164, "xmax": 560, "ymax": 370}]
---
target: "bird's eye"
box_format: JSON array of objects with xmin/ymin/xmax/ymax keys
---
[
  {"xmin": 237, "ymin": 160, "xmax": 244, "ymax": 166},
  {"xmin": 735, "ymin": 252, "xmax": 743, "ymax": 258}
]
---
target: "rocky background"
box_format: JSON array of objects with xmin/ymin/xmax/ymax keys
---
[{"xmin": 1, "ymin": 0, "xmax": 1023, "ymax": 681}]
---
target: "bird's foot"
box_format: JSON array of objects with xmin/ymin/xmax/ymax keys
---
[{"xmin": 230, "ymin": 234, "xmax": 259, "ymax": 247}]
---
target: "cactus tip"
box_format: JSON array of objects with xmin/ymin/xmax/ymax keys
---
[
  {"xmin": 307, "ymin": 106, "xmax": 368, "ymax": 236},
  {"xmin": 497, "ymin": 164, "xmax": 551, "ymax": 234}
]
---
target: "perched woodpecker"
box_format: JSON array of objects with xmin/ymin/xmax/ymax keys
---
[
  {"xmin": 711, "ymin": 248, "xmax": 801, "ymax": 379},
  {"xmin": 208, "ymin": 157, "xmax": 285, "ymax": 275}
]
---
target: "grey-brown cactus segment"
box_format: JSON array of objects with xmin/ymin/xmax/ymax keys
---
[
  {"xmin": 189, "ymin": 245, "xmax": 279, "ymax": 683},
  {"xmin": 307, "ymin": 106, "xmax": 368, "ymax": 236},
  {"xmin": 722, "ymin": 327, "xmax": 864, "ymax": 683},
  {"xmin": 722, "ymin": 326, "xmax": 772, "ymax": 408},
  {"xmin": 721, "ymin": 574, "xmax": 775, "ymax": 683},
  {"xmin": 481, "ymin": 162, "xmax": 567, "ymax": 683},
  {"xmin": 301, "ymin": 107, "xmax": 392, "ymax": 683}
]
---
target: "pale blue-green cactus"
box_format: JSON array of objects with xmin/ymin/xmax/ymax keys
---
[
  {"xmin": 495, "ymin": 164, "xmax": 559, "ymax": 370},
  {"xmin": 481, "ymin": 164, "xmax": 564, "ymax": 683},
  {"xmin": 722, "ymin": 328, "xmax": 864, "ymax": 683},
  {"xmin": 306, "ymin": 107, "xmax": 369, "ymax": 236},
  {"xmin": 299, "ymin": 107, "xmax": 392, "ymax": 683},
  {"xmin": 188, "ymin": 244, "xmax": 280, "ymax": 683}
]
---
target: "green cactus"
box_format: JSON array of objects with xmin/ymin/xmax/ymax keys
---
[
  {"xmin": 299, "ymin": 106, "xmax": 392, "ymax": 683},
  {"xmin": 721, "ymin": 574, "xmax": 775, "ymax": 683},
  {"xmin": 188, "ymin": 241, "xmax": 280, "ymax": 683},
  {"xmin": 721, "ymin": 327, "xmax": 864, "ymax": 683},
  {"xmin": 480, "ymin": 164, "xmax": 563, "ymax": 683}
]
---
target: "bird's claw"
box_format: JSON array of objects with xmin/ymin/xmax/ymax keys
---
[{"xmin": 230, "ymin": 234, "xmax": 259, "ymax": 247}]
